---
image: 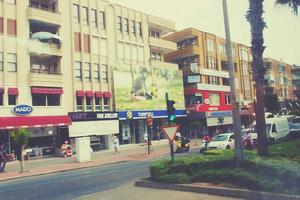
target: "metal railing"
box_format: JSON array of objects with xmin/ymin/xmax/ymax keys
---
[{"xmin": 29, "ymin": 1, "xmax": 59, "ymax": 13}]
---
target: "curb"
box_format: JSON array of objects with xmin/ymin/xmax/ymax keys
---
[{"xmin": 134, "ymin": 180, "xmax": 300, "ymax": 200}]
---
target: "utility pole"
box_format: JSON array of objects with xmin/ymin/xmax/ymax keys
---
[{"xmin": 222, "ymin": 0, "xmax": 243, "ymax": 164}]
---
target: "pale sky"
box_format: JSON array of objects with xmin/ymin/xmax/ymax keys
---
[{"xmin": 110, "ymin": 0, "xmax": 300, "ymax": 65}]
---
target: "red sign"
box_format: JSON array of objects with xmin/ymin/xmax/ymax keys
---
[{"xmin": 161, "ymin": 125, "xmax": 180, "ymax": 142}]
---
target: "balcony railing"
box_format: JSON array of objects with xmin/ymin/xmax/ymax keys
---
[
  {"xmin": 30, "ymin": 69, "xmax": 61, "ymax": 75},
  {"xmin": 29, "ymin": 0, "xmax": 58, "ymax": 13}
]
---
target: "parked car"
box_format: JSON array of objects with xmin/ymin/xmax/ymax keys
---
[
  {"xmin": 288, "ymin": 116, "xmax": 300, "ymax": 139},
  {"xmin": 250, "ymin": 117, "xmax": 290, "ymax": 144},
  {"xmin": 204, "ymin": 133, "xmax": 235, "ymax": 150}
]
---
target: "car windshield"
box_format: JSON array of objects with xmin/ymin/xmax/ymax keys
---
[
  {"xmin": 251, "ymin": 124, "xmax": 271, "ymax": 134},
  {"xmin": 212, "ymin": 135, "xmax": 228, "ymax": 142}
]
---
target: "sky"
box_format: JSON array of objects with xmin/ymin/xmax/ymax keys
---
[{"xmin": 110, "ymin": 0, "xmax": 300, "ymax": 65}]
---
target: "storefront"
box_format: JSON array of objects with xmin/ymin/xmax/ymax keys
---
[
  {"xmin": 118, "ymin": 110, "xmax": 186, "ymax": 144},
  {"xmin": 68, "ymin": 112, "xmax": 119, "ymax": 151}
]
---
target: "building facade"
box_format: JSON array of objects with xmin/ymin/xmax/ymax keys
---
[{"xmin": 164, "ymin": 28, "xmax": 254, "ymax": 135}]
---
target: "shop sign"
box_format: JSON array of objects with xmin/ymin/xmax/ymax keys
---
[
  {"xmin": 69, "ymin": 112, "xmax": 119, "ymax": 122},
  {"xmin": 12, "ymin": 105, "xmax": 33, "ymax": 116},
  {"xmin": 204, "ymin": 98, "xmax": 211, "ymax": 104},
  {"xmin": 187, "ymin": 75, "xmax": 201, "ymax": 83},
  {"xmin": 207, "ymin": 111, "xmax": 232, "ymax": 117}
]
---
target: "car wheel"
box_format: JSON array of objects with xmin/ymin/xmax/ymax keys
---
[{"xmin": 226, "ymin": 145, "xmax": 231, "ymax": 149}]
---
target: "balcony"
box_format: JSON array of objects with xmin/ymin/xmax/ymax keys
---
[
  {"xmin": 27, "ymin": 1, "xmax": 62, "ymax": 25},
  {"xmin": 150, "ymin": 60, "xmax": 178, "ymax": 70},
  {"xmin": 149, "ymin": 37, "xmax": 177, "ymax": 53},
  {"xmin": 27, "ymin": 39, "xmax": 62, "ymax": 56},
  {"xmin": 197, "ymin": 83, "xmax": 230, "ymax": 92},
  {"xmin": 28, "ymin": 72, "xmax": 63, "ymax": 87},
  {"xmin": 148, "ymin": 15, "xmax": 175, "ymax": 35},
  {"xmin": 165, "ymin": 45, "xmax": 201, "ymax": 62},
  {"xmin": 199, "ymin": 68, "xmax": 229, "ymax": 78}
]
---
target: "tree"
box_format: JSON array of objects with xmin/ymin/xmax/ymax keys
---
[
  {"xmin": 246, "ymin": 0, "xmax": 299, "ymax": 156},
  {"xmin": 264, "ymin": 94, "xmax": 279, "ymax": 113},
  {"xmin": 11, "ymin": 128, "xmax": 32, "ymax": 173}
]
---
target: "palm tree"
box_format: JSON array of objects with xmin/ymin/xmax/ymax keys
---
[{"xmin": 246, "ymin": 0, "xmax": 299, "ymax": 156}]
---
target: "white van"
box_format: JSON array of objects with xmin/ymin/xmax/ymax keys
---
[{"xmin": 251, "ymin": 117, "xmax": 290, "ymax": 144}]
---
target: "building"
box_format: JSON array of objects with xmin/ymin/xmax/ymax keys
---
[
  {"xmin": 264, "ymin": 58, "xmax": 295, "ymax": 111},
  {"xmin": 0, "ymin": 0, "xmax": 185, "ymax": 157},
  {"xmin": 164, "ymin": 28, "xmax": 254, "ymax": 135},
  {"xmin": 292, "ymin": 64, "xmax": 300, "ymax": 101}
]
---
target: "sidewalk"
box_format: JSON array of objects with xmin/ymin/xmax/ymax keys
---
[{"xmin": 0, "ymin": 139, "xmax": 200, "ymax": 182}]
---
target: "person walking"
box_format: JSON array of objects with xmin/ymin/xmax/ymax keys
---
[
  {"xmin": 112, "ymin": 135, "xmax": 119, "ymax": 154},
  {"xmin": 144, "ymin": 133, "xmax": 153, "ymax": 154},
  {"xmin": 0, "ymin": 143, "xmax": 6, "ymax": 172}
]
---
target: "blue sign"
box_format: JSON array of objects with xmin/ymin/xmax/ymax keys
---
[
  {"xmin": 119, "ymin": 110, "xmax": 186, "ymax": 120},
  {"xmin": 12, "ymin": 105, "xmax": 33, "ymax": 116}
]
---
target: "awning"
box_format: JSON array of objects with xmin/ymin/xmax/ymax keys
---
[
  {"xmin": 8, "ymin": 88, "xmax": 19, "ymax": 95},
  {"xmin": 0, "ymin": 115, "xmax": 72, "ymax": 130},
  {"xmin": 86, "ymin": 91, "xmax": 94, "ymax": 97},
  {"xmin": 103, "ymin": 91, "xmax": 112, "ymax": 98},
  {"xmin": 0, "ymin": 88, "xmax": 4, "ymax": 94},
  {"xmin": 95, "ymin": 91, "xmax": 103, "ymax": 98},
  {"xmin": 76, "ymin": 90, "xmax": 84, "ymax": 97},
  {"xmin": 32, "ymin": 87, "xmax": 63, "ymax": 94}
]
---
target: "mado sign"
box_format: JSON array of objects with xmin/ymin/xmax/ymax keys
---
[{"xmin": 12, "ymin": 105, "xmax": 33, "ymax": 116}]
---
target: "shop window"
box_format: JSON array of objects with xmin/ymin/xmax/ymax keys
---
[
  {"xmin": 93, "ymin": 64, "xmax": 100, "ymax": 82},
  {"xmin": 7, "ymin": 53, "xmax": 17, "ymax": 72},
  {"xmin": 73, "ymin": 4, "xmax": 80, "ymax": 24},
  {"xmin": 124, "ymin": 18, "xmax": 129, "ymax": 33},
  {"xmin": 83, "ymin": 34, "xmax": 90, "ymax": 53},
  {"xmin": 225, "ymin": 94, "xmax": 231, "ymax": 105},
  {"xmin": 7, "ymin": 19, "xmax": 16, "ymax": 36},
  {"xmin": 91, "ymin": 9, "xmax": 97, "ymax": 27},
  {"xmin": 82, "ymin": 6, "xmax": 89, "ymax": 25},
  {"xmin": 103, "ymin": 97, "xmax": 110, "ymax": 110},
  {"xmin": 131, "ymin": 20, "xmax": 136, "ymax": 35},
  {"xmin": 209, "ymin": 94, "xmax": 220, "ymax": 106},
  {"xmin": 47, "ymin": 94, "xmax": 60, "ymax": 106},
  {"xmin": 74, "ymin": 32, "xmax": 81, "ymax": 52},
  {"xmin": 75, "ymin": 61, "xmax": 82, "ymax": 81},
  {"xmin": 86, "ymin": 96, "xmax": 92, "ymax": 111},
  {"xmin": 99, "ymin": 11, "xmax": 105, "ymax": 30},
  {"xmin": 117, "ymin": 16, "xmax": 122, "ymax": 32},
  {"xmin": 185, "ymin": 94, "xmax": 203, "ymax": 105},
  {"xmin": 95, "ymin": 97, "xmax": 101, "ymax": 111},
  {"xmin": 76, "ymin": 96, "xmax": 83, "ymax": 111}
]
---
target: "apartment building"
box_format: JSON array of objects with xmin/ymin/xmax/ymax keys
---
[
  {"xmin": 292, "ymin": 64, "xmax": 300, "ymax": 101},
  {"xmin": 164, "ymin": 28, "xmax": 254, "ymax": 135},
  {"xmin": 0, "ymin": 0, "xmax": 184, "ymax": 156}
]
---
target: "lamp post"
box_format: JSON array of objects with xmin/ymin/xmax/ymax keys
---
[{"xmin": 222, "ymin": 0, "xmax": 243, "ymax": 163}]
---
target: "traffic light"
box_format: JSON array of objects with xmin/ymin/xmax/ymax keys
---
[
  {"xmin": 146, "ymin": 115, "xmax": 153, "ymax": 127},
  {"xmin": 167, "ymin": 100, "xmax": 176, "ymax": 124}
]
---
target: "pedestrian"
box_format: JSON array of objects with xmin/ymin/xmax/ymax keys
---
[
  {"xmin": 144, "ymin": 133, "xmax": 153, "ymax": 154},
  {"xmin": 203, "ymin": 133, "xmax": 211, "ymax": 150},
  {"xmin": 112, "ymin": 135, "xmax": 119, "ymax": 154},
  {"xmin": 0, "ymin": 143, "xmax": 6, "ymax": 172},
  {"xmin": 61, "ymin": 141, "xmax": 71, "ymax": 158}
]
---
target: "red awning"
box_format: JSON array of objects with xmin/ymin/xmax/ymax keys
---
[
  {"xmin": 95, "ymin": 91, "xmax": 103, "ymax": 98},
  {"xmin": 85, "ymin": 91, "xmax": 94, "ymax": 97},
  {"xmin": 76, "ymin": 90, "xmax": 84, "ymax": 97},
  {"xmin": 32, "ymin": 87, "xmax": 63, "ymax": 94},
  {"xmin": 0, "ymin": 115, "xmax": 72, "ymax": 130},
  {"xmin": 103, "ymin": 91, "xmax": 112, "ymax": 98},
  {"xmin": 8, "ymin": 88, "xmax": 19, "ymax": 95},
  {"xmin": 0, "ymin": 88, "xmax": 4, "ymax": 94}
]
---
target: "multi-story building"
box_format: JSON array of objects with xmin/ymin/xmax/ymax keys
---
[
  {"xmin": 0, "ymin": 0, "xmax": 184, "ymax": 156},
  {"xmin": 264, "ymin": 58, "xmax": 294, "ymax": 110},
  {"xmin": 164, "ymin": 28, "xmax": 254, "ymax": 135},
  {"xmin": 292, "ymin": 64, "xmax": 300, "ymax": 101}
]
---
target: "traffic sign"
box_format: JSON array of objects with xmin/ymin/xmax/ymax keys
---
[{"xmin": 161, "ymin": 125, "xmax": 179, "ymax": 142}]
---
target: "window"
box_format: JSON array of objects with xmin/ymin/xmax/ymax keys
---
[
  {"xmin": 101, "ymin": 64, "xmax": 108, "ymax": 83},
  {"xmin": 225, "ymin": 94, "xmax": 231, "ymax": 104},
  {"xmin": 76, "ymin": 96, "xmax": 83, "ymax": 111},
  {"xmin": 100, "ymin": 39, "xmax": 107, "ymax": 56},
  {"xmin": 124, "ymin": 18, "xmax": 129, "ymax": 33},
  {"xmin": 219, "ymin": 44, "xmax": 226, "ymax": 54},
  {"xmin": 74, "ymin": 32, "xmax": 81, "ymax": 52},
  {"xmin": 84, "ymin": 63, "xmax": 91, "ymax": 82},
  {"xmin": 177, "ymin": 55, "xmax": 199, "ymax": 69},
  {"xmin": 177, "ymin": 37, "xmax": 197, "ymax": 49},
  {"xmin": 99, "ymin": 11, "xmax": 105, "ymax": 30},
  {"xmin": 92, "ymin": 36, "xmax": 99, "ymax": 54},
  {"xmin": 223, "ymin": 78, "xmax": 230, "ymax": 86},
  {"xmin": 8, "ymin": 95, "xmax": 16, "ymax": 105},
  {"xmin": 208, "ymin": 57, "xmax": 217, "ymax": 70},
  {"xmin": 243, "ymin": 79, "xmax": 250, "ymax": 90},
  {"xmin": 0, "ymin": 17, "xmax": 3, "ymax": 34},
  {"xmin": 103, "ymin": 97, "xmax": 110, "ymax": 110},
  {"xmin": 7, "ymin": 19, "xmax": 16, "ymax": 36},
  {"xmin": 208, "ymin": 76, "xmax": 219, "ymax": 85},
  {"xmin": 91, "ymin": 9, "xmax": 97, "ymax": 27},
  {"xmin": 0, "ymin": 52, "xmax": 3, "ymax": 71},
  {"xmin": 241, "ymin": 49, "xmax": 249, "ymax": 61},
  {"xmin": 82, "ymin": 6, "xmax": 89, "ymax": 25},
  {"xmin": 117, "ymin": 16, "xmax": 122, "ymax": 32},
  {"xmin": 209, "ymin": 93, "xmax": 220, "ymax": 106},
  {"xmin": 93, "ymin": 64, "xmax": 100, "ymax": 82},
  {"xmin": 7, "ymin": 0, "xmax": 16, "ymax": 4},
  {"xmin": 32, "ymin": 94, "xmax": 60, "ymax": 106},
  {"xmin": 95, "ymin": 97, "xmax": 101, "ymax": 111},
  {"xmin": 242, "ymin": 62, "xmax": 249, "ymax": 76},
  {"xmin": 7, "ymin": 53, "xmax": 17, "ymax": 72},
  {"xmin": 150, "ymin": 30, "xmax": 160, "ymax": 38},
  {"xmin": 73, "ymin": 4, "xmax": 80, "ymax": 23},
  {"xmin": 131, "ymin": 20, "xmax": 136, "ymax": 35},
  {"xmin": 83, "ymin": 34, "xmax": 90, "ymax": 53},
  {"xmin": 86, "ymin": 96, "xmax": 92, "ymax": 111},
  {"xmin": 206, "ymin": 39, "xmax": 215, "ymax": 52},
  {"xmin": 0, "ymin": 93, "xmax": 3, "ymax": 106},
  {"xmin": 150, "ymin": 51, "xmax": 162, "ymax": 61},
  {"xmin": 75, "ymin": 61, "xmax": 82, "ymax": 81},
  {"xmin": 185, "ymin": 94, "xmax": 203, "ymax": 105},
  {"xmin": 137, "ymin": 22, "xmax": 142, "ymax": 36}
]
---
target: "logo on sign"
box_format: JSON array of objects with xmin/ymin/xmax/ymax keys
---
[
  {"xmin": 204, "ymin": 98, "xmax": 211, "ymax": 105},
  {"xmin": 126, "ymin": 111, "xmax": 133, "ymax": 119},
  {"xmin": 12, "ymin": 105, "xmax": 33, "ymax": 116}
]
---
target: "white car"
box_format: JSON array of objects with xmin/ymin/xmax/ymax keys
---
[{"xmin": 206, "ymin": 133, "xmax": 235, "ymax": 150}]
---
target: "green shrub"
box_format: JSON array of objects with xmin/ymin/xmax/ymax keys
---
[{"xmin": 153, "ymin": 172, "xmax": 191, "ymax": 184}]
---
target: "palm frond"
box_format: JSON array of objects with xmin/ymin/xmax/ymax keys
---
[{"xmin": 276, "ymin": 0, "xmax": 300, "ymax": 15}]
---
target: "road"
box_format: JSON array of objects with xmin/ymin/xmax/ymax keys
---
[{"xmin": 0, "ymin": 150, "xmax": 241, "ymax": 200}]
